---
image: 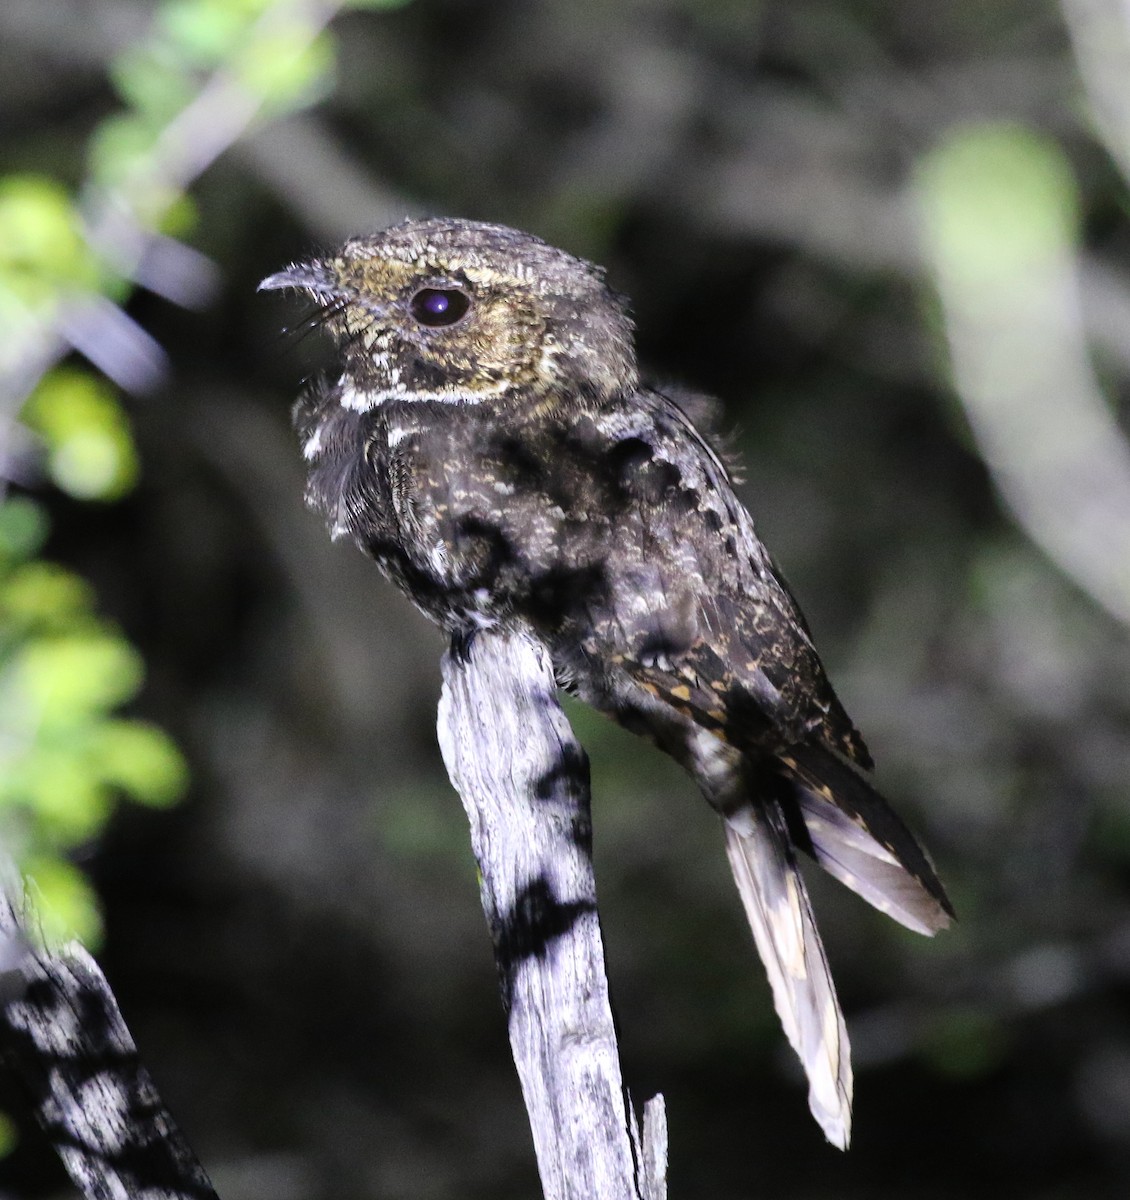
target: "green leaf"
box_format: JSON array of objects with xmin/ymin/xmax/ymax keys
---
[
  {"xmin": 0, "ymin": 562, "xmax": 95, "ymax": 631},
  {"xmin": 51, "ymin": 428, "xmax": 139, "ymax": 501},
  {"xmin": 0, "ymin": 498, "xmax": 49, "ymax": 566},
  {"xmin": 12, "ymin": 633, "xmax": 145, "ymax": 725},
  {"xmin": 5, "ymin": 755, "xmax": 114, "ymax": 845},
  {"xmin": 111, "ymin": 44, "xmax": 196, "ymax": 125},
  {"xmin": 90, "ymin": 720, "xmax": 189, "ymax": 807},
  {"xmin": 87, "ymin": 113, "xmax": 161, "ymax": 191},
  {"xmin": 0, "ymin": 177, "xmax": 99, "ymax": 330},
  {"xmin": 236, "ymin": 26, "xmax": 336, "ymax": 116},
  {"xmin": 22, "ymin": 369, "xmax": 139, "ymax": 501},
  {"xmin": 0, "ymin": 175, "xmax": 95, "ymax": 288},
  {"xmin": 22, "ymin": 855, "xmax": 104, "ymax": 948},
  {"xmin": 159, "ymin": 0, "xmax": 262, "ymax": 66}
]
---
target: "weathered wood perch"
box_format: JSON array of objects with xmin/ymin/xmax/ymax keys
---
[
  {"xmin": 438, "ymin": 622, "xmax": 668, "ymax": 1200},
  {"xmin": 0, "ymin": 619, "xmax": 669, "ymax": 1200}
]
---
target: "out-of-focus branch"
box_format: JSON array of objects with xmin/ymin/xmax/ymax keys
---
[
  {"xmin": 240, "ymin": 112, "xmax": 415, "ymax": 241},
  {"xmin": 1062, "ymin": 0, "xmax": 1130, "ymax": 188},
  {"xmin": 918, "ymin": 124, "xmax": 1130, "ymax": 628},
  {"xmin": 0, "ymin": 878, "xmax": 220, "ymax": 1200},
  {"xmin": 437, "ymin": 625, "xmax": 667, "ymax": 1200}
]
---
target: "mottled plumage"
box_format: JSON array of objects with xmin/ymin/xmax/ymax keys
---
[{"xmin": 262, "ymin": 217, "xmax": 953, "ymax": 1146}]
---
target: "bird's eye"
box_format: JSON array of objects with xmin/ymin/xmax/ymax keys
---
[{"xmin": 410, "ymin": 286, "xmax": 471, "ymax": 328}]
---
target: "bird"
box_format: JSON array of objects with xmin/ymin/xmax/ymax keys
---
[{"xmin": 260, "ymin": 217, "xmax": 953, "ymax": 1147}]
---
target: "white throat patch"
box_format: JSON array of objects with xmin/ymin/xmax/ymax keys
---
[{"xmin": 337, "ymin": 376, "xmax": 501, "ymax": 411}]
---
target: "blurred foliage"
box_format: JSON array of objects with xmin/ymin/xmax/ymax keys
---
[
  {"xmin": 0, "ymin": 177, "xmax": 100, "ymax": 375},
  {"xmin": 23, "ymin": 369, "xmax": 139, "ymax": 500},
  {"xmin": 0, "ymin": 0, "xmax": 410, "ymax": 950},
  {"xmin": 0, "ymin": 492, "xmax": 187, "ymax": 944}
]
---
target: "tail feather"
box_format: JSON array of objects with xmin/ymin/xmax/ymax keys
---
[
  {"xmin": 781, "ymin": 743, "xmax": 954, "ymax": 936},
  {"xmin": 723, "ymin": 800, "xmax": 852, "ymax": 1149}
]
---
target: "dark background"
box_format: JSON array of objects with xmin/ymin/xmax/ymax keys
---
[{"xmin": 4, "ymin": 1, "xmax": 1130, "ymax": 1196}]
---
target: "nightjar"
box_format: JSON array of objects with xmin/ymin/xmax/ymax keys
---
[{"xmin": 261, "ymin": 218, "xmax": 953, "ymax": 1147}]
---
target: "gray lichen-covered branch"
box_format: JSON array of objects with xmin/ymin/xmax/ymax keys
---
[
  {"xmin": 0, "ymin": 886, "xmax": 220, "ymax": 1200},
  {"xmin": 438, "ymin": 624, "xmax": 667, "ymax": 1200}
]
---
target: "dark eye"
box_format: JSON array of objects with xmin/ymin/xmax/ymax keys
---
[{"xmin": 410, "ymin": 286, "xmax": 471, "ymax": 327}]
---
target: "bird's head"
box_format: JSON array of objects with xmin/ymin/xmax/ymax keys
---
[{"xmin": 260, "ymin": 218, "xmax": 638, "ymax": 411}]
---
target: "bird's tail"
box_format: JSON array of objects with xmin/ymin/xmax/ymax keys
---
[
  {"xmin": 722, "ymin": 798, "xmax": 853, "ymax": 1149},
  {"xmin": 717, "ymin": 742, "xmax": 952, "ymax": 1148}
]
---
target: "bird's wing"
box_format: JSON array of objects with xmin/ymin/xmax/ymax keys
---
[
  {"xmin": 618, "ymin": 640, "xmax": 953, "ymax": 936},
  {"xmin": 556, "ymin": 388, "xmax": 952, "ymax": 1142},
  {"xmin": 581, "ymin": 388, "xmax": 872, "ymax": 767},
  {"xmin": 779, "ymin": 741, "xmax": 954, "ymax": 935}
]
